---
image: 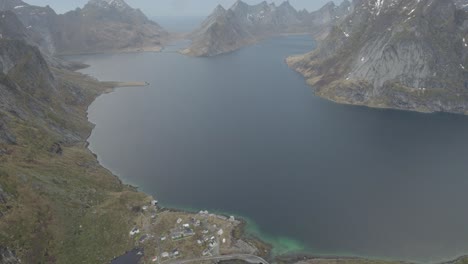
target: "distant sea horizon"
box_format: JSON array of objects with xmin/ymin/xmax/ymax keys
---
[{"xmin": 151, "ymin": 16, "xmax": 205, "ymax": 33}]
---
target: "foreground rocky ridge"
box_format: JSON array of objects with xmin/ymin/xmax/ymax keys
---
[
  {"xmin": 288, "ymin": 0, "xmax": 468, "ymax": 114},
  {"xmin": 0, "ymin": 12, "xmax": 148, "ymax": 262},
  {"xmin": 183, "ymin": 0, "xmax": 352, "ymax": 57},
  {"xmin": 0, "ymin": 0, "xmax": 169, "ymax": 54}
]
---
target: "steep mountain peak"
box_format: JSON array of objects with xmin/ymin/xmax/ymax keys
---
[
  {"xmin": 213, "ymin": 4, "xmax": 226, "ymax": 15},
  {"xmin": 319, "ymin": 1, "xmax": 337, "ymax": 11},
  {"xmin": 231, "ymin": 0, "xmax": 248, "ymax": 11},
  {"xmin": 278, "ymin": 1, "xmax": 296, "ymax": 11},
  {"xmin": 185, "ymin": 0, "xmax": 352, "ymax": 57},
  {"xmin": 87, "ymin": 0, "xmax": 131, "ymax": 10},
  {"xmin": 279, "ymin": 1, "xmax": 292, "ymax": 7}
]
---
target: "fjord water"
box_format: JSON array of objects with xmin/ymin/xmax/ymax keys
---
[{"xmin": 75, "ymin": 36, "xmax": 468, "ymax": 262}]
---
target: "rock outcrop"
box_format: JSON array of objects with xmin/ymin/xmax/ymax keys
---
[
  {"xmin": 288, "ymin": 0, "xmax": 468, "ymax": 114},
  {"xmin": 0, "ymin": 247, "xmax": 20, "ymax": 264}
]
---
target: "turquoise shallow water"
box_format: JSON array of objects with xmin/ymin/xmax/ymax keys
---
[
  {"xmin": 70, "ymin": 35, "xmax": 468, "ymax": 263},
  {"xmin": 159, "ymin": 203, "xmax": 306, "ymax": 256}
]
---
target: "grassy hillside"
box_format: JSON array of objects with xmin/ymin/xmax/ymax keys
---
[{"xmin": 0, "ymin": 66, "xmax": 151, "ymax": 263}]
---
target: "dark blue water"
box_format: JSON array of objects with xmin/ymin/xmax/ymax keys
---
[{"xmin": 71, "ymin": 36, "xmax": 468, "ymax": 263}]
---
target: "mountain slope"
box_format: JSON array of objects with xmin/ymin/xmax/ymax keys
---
[
  {"xmin": 183, "ymin": 0, "xmax": 351, "ymax": 57},
  {"xmin": 0, "ymin": 11, "xmax": 152, "ymax": 263},
  {"xmin": 55, "ymin": 0, "xmax": 169, "ymax": 54},
  {"xmin": 0, "ymin": 0, "xmax": 169, "ymax": 54},
  {"xmin": 288, "ymin": 0, "xmax": 468, "ymax": 114}
]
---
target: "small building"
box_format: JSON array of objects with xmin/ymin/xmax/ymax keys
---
[
  {"xmin": 183, "ymin": 228, "xmax": 195, "ymax": 237},
  {"xmin": 151, "ymin": 200, "xmax": 158, "ymax": 206},
  {"xmin": 171, "ymin": 249, "xmax": 180, "ymax": 257},
  {"xmin": 197, "ymin": 239, "xmax": 203, "ymax": 245},
  {"xmin": 183, "ymin": 223, "xmax": 190, "ymax": 228},
  {"xmin": 202, "ymin": 249, "xmax": 211, "ymax": 256},
  {"xmin": 176, "ymin": 218, "xmax": 182, "ymax": 224},
  {"xmin": 161, "ymin": 252, "xmax": 169, "ymax": 258},
  {"xmin": 216, "ymin": 215, "xmax": 227, "ymax": 220},
  {"xmin": 151, "ymin": 256, "xmax": 158, "ymax": 262},
  {"xmin": 139, "ymin": 234, "xmax": 148, "ymax": 243},
  {"xmin": 209, "ymin": 242, "xmax": 217, "ymax": 248},
  {"xmin": 222, "ymin": 238, "xmax": 226, "ymax": 244},
  {"xmin": 142, "ymin": 206, "xmax": 148, "ymax": 211},
  {"xmin": 217, "ymin": 229, "xmax": 224, "ymax": 236},
  {"xmin": 160, "ymin": 236, "xmax": 167, "ymax": 241},
  {"xmin": 129, "ymin": 227, "xmax": 140, "ymax": 236},
  {"xmin": 171, "ymin": 231, "xmax": 184, "ymax": 240}
]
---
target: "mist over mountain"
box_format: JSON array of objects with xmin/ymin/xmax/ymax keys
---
[
  {"xmin": 183, "ymin": 0, "xmax": 352, "ymax": 56},
  {"xmin": 0, "ymin": 0, "xmax": 169, "ymax": 54},
  {"xmin": 24, "ymin": 0, "xmax": 344, "ymax": 16}
]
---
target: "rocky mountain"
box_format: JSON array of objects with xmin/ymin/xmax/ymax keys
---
[
  {"xmin": 0, "ymin": 0, "xmax": 168, "ymax": 54},
  {"xmin": 298, "ymin": 0, "xmax": 352, "ymax": 41},
  {"xmin": 183, "ymin": 0, "xmax": 352, "ymax": 57},
  {"xmin": 54, "ymin": 0, "xmax": 169, "ymax": 54},
  {"xmin": 288, "ymin": 0, "xmax": 468, "ymax": 114},
  {"xmin": 0, "ymin": 10, "xmax": 154, "ymax": 263},
  {"xmin": 0, "ymin": 0, "xmax": 59, "ymax": 53}
]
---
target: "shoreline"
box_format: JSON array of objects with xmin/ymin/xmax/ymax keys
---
[
  {"xmin": 76, "ymin": 51, "xmax": 468, "ymax": 264},
  {"xmin": 81, "ymin": 72, "xmax": 274, "ymax": 263},
  {"xmin": 285, "ymin": 57, "xmax": 468, "ymax": 117},
  {"xmin": 182, "ymin": 33, "xmax": 312, "ymax": 57},
  {"xmin": 57, "ymin": 45, "xmax": 164, "ymax": 56}
]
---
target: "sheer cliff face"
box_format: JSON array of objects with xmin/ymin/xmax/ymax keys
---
[
  {"xmin": 0, "ymin": 10, "xmax": 98, "ymax": 143},
  {"xmin": 0, "ymin": 0, "xmax": 59, "ymax": 54},
  {"xmin": 288, "ymin": 0, "xmax": 468, "ymax": 114},
  {"xmin": 183, "ymin": 0, "xmax": 352, "ymax": 57},
  {"xmin": 0, "ymin": 0, "xmax": 168, "ymax": 54},
  {"xmin": 0, "ymin": 11, "xmax": 56, "ymax": 115}
]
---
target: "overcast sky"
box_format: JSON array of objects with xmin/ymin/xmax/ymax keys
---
[{"xmin": 25, "ymin": 0, "xmax": 342, "ymax": 17}]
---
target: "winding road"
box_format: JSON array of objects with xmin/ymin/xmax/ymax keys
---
[{"xmin": 164, "ymin": 254, "xmax": 270, "ymax": 264}]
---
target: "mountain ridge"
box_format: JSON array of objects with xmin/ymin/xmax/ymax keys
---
[
  {"xmin": 183, "ymin": 0, "xmax": 352, "ymax": 57},
  {"xmin": 288, "ymin": 0, "xmax": 468, "ymax": 114},
  {"xmin": 0, "ymin": 0, "xmax": 169, "ymax": 55}
]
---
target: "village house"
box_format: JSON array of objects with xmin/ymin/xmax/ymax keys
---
[{"xmin": 129, "ymin": 227, "xmax": 140, "ymax": 236}]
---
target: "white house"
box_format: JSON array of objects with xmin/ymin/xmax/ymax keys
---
[{"xmin": 129, "ymin": 227, "xmax": 140, "ymax": 236}]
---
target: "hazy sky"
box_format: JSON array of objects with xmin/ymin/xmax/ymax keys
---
[{"xmin": 25, "ymin": 0, "xmax": 341, "ymax": 17}]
